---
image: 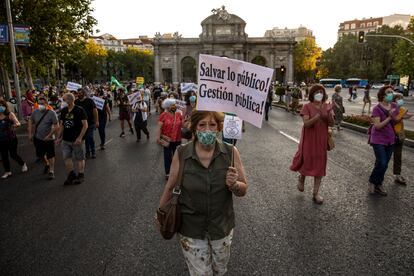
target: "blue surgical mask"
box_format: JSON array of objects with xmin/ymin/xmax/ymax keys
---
[
  {"xmin": 397, "ymin": 99, "xmax": 404, "ymax": 107},
  {"xmin": 0, "ymin": 106, "xmax": 5, "ymax": 113},
  {"xmin": 385, "ymin": 94, "xmax": 393, "ymax": 103},
  {"xmin": 196, "ymin": 131, "xmax": 217, "ymax": 145}
]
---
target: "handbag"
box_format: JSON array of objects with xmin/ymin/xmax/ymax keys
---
[
  {"xmin": 327, "ymin": 128, "xmax": 335, "ymax": 151},
  {"xmin": 156, "ymin": 146, "xmax": 185, "ymax": 239},
  {"xmin": 159, "ymin": 113, "xmax": 177, "ymax": 147}
]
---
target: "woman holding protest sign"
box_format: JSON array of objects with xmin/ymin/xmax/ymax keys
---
[
  {"xmin": 157, "ymin": 110, "xmax": 247, "ymax": 276},
  {"xmin": 290, "ymin": 84, "xmax": 334, "ymax": 204},
  {"xmin": 156, "ymin": 99, "xmax": 183, "ymax": 180}
]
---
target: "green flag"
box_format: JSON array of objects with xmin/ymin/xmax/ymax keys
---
[{"xmin": 111, "ymin": 76, "xmax": 126, "ymax": 91}]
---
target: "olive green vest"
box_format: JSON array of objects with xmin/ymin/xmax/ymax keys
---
[{"xmin": 178, "ymin": 141, "xmax": 235, "ymax": 240}]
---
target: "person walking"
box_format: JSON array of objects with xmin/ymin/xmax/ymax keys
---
[
  {"xmin": 264, "ymin": 85, "xmax": 274, "ymax": 121},
  {"xmin": 75, "ymin": 88, "xmax": 99, "ymax": 159},
  {"xmin": 97, "ymin": 91, "xmax": 111, "ymax": 150},
  {"xmin": 156, "ymin": 99, "xmax": 182, "ymax": 180},
  {"xmin": 0, "ymin": 99, "xmax": 28, "ymax": 179},
  {"xmin": 367, "ymin": 86, "xmax": 398, "ymax": 196},
  {"xmin": 290, "ymin": 84, "xmax": 334, "ymax": 204},
  {"xmin": 362, "ymin": 84, "xmax": 372, "ymax": 114},
  {"xmin": 57, "ymin": 93, "xmax": 88, "ymax": 185},
  {"xmin": 143, "ymin": 86, "xmax": 152, "ymax": 115},
  {"xmin": 118, "ymin": 89, "xmax": 134, "ymax": 138},
  {"xmin": 132, "ymin": 96, "xmax": 150, "ymax": 142},
  {"xmin": 157, "ymin": 110, "xmax": 248, "ymax": 276},
  {"xmin": 332, "ymin": 84, "xmax": 345, "ymax": 130},
  {"xmin": 392, "ymin": 93, "xmax": 412, "ymax": 185},
  {"xmin": 28, "ymin": 96, "xmax": 59, "ymax": 179}
]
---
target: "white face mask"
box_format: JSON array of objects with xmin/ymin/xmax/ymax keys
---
[
  {"xmin": 38, "ymin": 104, "xmax": 46, "ymax": 111},
  {"xmin": 314, "ymin": 93, "xmax": 323, "ymax": 102},
  {"xmin": 61, "ymin": 102, "xmax": 68, "ymax": 109}
]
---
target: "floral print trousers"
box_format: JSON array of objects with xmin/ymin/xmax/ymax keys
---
[{"xmin": 178, "ymin": 230, "xmax": 234, "ymax": 276}]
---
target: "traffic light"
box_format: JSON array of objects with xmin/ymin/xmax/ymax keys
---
[
  {"xmin": 280, "ymin": 65, "xmax": 285, "ymax": 73},
  {"xmin": 358, "ymin": 31, "xmax": 365, "ymax": 43}
]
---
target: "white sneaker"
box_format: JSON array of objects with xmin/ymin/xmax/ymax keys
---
[
  {"xmin": 22, "ymin": 163, "xmax": 28, "ymax": 172},
  {"xmin": 368, "ymin": 183, "xmax": 375, "ymax": 194},
  {"xmin": 1, "ymin": 172, "xmax": 12, "ymax": 179}
]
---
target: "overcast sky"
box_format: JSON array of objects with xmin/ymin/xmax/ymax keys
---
[{"xmin": 92, "ymin": 0, "xmax": 413, "ymax": 50}]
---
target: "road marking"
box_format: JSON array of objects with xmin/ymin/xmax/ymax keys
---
[
  {"xmin": 279, "ymin": 131, "xmax": 299, "ymax": 144},
  {"xmin": 104, "ymin": 138, "xmax": 113, "ymax": 145}
]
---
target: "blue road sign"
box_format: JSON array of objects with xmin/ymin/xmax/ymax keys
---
[{"xmin": 0, "ymin": 25, "xmax": 8, "ymax": 44}]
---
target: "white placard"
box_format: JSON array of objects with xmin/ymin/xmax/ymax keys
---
[
  {"xmin": 197, "ymin": 54, "xmax": 274, "ymax": 128},
  {"xmin": 127, "ymin": 92, "xmax": 141, "ymax": 106},
  {"xmin": 91, "ymin": 96, "xmax": 105, "ymax": 110},
  {"xmin": 180, "ymin": 83, "xmax": 198, "ymax": 93},
  {"xmin": 175, "ymin": 100, "xmax": 186, "ymax": 111},
  {"xmin": 223, "ymin": 115, "xmax": 243, "ymax": 140},
  {"xmin": 66, "ymin": 82, "xmax": 82, "ymax": 91}
]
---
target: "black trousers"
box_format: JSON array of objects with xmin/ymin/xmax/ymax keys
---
[
  {"xmin": 134, "ymin": 120, "xmax": 149, "ymax": 140},
  {"xmin": 0, "ymin": 138, "xmax": 25, "ymax": 172},
  {"xmin": 393, "ymin": 139, "xmax": 403, "ymax": 175}
]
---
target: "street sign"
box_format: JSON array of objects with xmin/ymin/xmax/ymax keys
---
[
  {"xmin": 0, "ymin": 25, "xmax": 8, "ymax": 44},
  {"xmin": 387, "ymin": 75, "xmax": 399, "ymax": 80},
  {"xmin": 13, "ymin": 26, "xmax": 30, "ymax": 45}
]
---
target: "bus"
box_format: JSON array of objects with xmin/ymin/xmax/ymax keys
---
[
  {"xmin": 319, "ymin": 79, "xmax": 343, "ymax": 88},
  {"xmin": 345, "ymin": 78, "xmax": 368, "ymax": 88}
]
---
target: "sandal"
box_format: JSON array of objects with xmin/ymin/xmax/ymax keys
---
[
  {"xmin": 312, "ymin": 194, "xmax": 324, "ymax": 205},
  {"xmin": 297, "ymin": 175, "xmax": 305, "ymax": 192}
]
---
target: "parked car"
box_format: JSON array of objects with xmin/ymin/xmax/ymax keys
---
[{"xmin": 371, "ymin": 83, "xmax": 384, "ymax": 89}]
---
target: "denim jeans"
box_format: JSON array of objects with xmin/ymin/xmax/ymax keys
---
[
  {"xmin": 369, "ymin": 144, "xmax": 394, "ymax": 186},
  {"xmin": 85, "ymin": 125, "xmax": 96, "ymax": 155},
  {"xmin": 163, "ymin": 141, "xmax": 181, "ymax": 175},
  {"xmin": 98, "ymin": 118, "xmax": 107, "ymax": 146}
]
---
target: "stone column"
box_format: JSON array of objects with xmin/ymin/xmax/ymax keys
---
[
  {"xmin": 173, "ymin": 46, "xmax": 179, "ymax": 86},
  {"xmin": 287, "ymin": 44, "xmax": 294, "ymax": 84},
  {"xmin": 154, "ymin": 46, "xmax": 160, "ymax": 85}
]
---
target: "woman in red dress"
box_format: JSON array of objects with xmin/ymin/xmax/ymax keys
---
[{"xmin": 290, "ymin": 84, "xmax": 334, "ymax": 204}]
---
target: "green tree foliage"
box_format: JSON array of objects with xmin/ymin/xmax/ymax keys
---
[
  {"xmin": 319, "ymin": 25, "xmax": 405, "ymax": 82},
  {"xmin": 394, "ymin": 18, "xmax": 414, "ymax": 79},
  {"xmin": 294, "ymin": 37, "xmax": 322, "ymax": 82}
]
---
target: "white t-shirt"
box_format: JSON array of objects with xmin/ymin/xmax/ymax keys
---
[
  {"xmin": 133, "ymin": 101, "xmax": 148, "ymax": 121},
  {"xmin": 144, "ymin": 89, "xmax": 151, "ymax": 101}
]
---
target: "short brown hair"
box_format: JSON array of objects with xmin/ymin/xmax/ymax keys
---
[
  {"xmin": 308, "ymin": 84, "xmax": 327, "ymax": 102},
  {"xmin": 190, "ymin": 111, "xmax": 224, "ymax": 140},
  {"xmin": 0, "ymin": 99, "xmax": 10, "ymax": 115},
  {"xmin": 377, "ymin": 85, "xmax": 392, "ymax": 102}
]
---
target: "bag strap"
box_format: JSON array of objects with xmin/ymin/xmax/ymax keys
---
[
  {"xmin": 173, "ymin": 146, "xmax": 185, "ymax": 194},
  {"xmin": 35, "ymin": 109, "xmax": 49, "ymax": 134}
]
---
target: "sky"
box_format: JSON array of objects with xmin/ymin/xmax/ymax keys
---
[{"xmin": 91, "ymin": 0, "xmax": 413, "ymax": 50}]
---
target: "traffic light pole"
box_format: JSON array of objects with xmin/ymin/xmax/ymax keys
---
[
  {"xmin": 365, "ymin": 34, "xmax": 414, "ymax": 46},
  {"xmin": 5, "ymin": 0, "xmax": 22, "ymax": 120}
]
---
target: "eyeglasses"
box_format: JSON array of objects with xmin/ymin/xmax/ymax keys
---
[{"xmin": 197, "ymin": 122, "xmax": 218, "ymax": 131}]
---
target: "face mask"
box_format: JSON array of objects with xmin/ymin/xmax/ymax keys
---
[
  {"xmin": 61, "ymin": 102, "xmax": 68, "ymax": 109},
  {"xmin": 397, "ymin": 99, "xmax": 404, "ymax": 107},
  {"xmin": 0, "ymin": 106, "xmax": 6, "ymax": 113},
  {"xmin": 189, "ymin": 96, "xmax": 197, "ymax": 103},
  {"xmin": 314, "ymin": 93, "xmax": 323, "ymax": 102},
  {"xmin": 21, "ymin": 97, "xmax": 26, "ymax": 101},
  {"xmin": 170, "ymin": 107, "xmax": 177, "ymax": 112},
  {"xmin": 38, "ymin": 104, "xmax": 46, "ymax": 111},
  {"xmin": 196, "ymin": 131, "xmax": 217, "ymax": 145},
  {"xmin": 385, "ymin": 94, "xmax": 393, "ymax": 103}
]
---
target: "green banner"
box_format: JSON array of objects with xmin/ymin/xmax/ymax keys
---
[{"xmin": 111, "ymin": 76, "xmax": 127, "ymax": 91}]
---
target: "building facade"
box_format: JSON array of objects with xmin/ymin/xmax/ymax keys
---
[
  {"xmin": 152, "ymin": 6, "xmax": 296, "ymax": 85},
  {"xmin": 91, "ymin": 34, "xmax": 154, "ymax": 52},
  {"xmin": 264, "ymin": 26, "xmax": 314, "ymax": 42},
  {"xmin": 338, "ymin": 14, "xmax": 412, "ymax": 38}
]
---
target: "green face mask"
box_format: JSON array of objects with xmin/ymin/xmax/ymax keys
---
[
  {"xmin": 385, "ymin": 94, "xmax": 393, "ymax": 103},
  {"xmin": 196, "ymin": 131, "xmax": 217, "ymax": 145}
]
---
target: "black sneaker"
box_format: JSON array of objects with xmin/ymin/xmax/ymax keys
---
[
  {"xmin": 48, "ymin": 172, "xmax": 55, "ymax": 180},
  {"xmin": 129, "ymin": 128, "xmax": 134, "ymax": 134},
  {"xmin": 100, "ymin": 144, "xmax": 105, "ymax": 150},
  {"xmin": 43, "ymin": 165, "xmax": 50, "ymax": 174},
  {"xmin": 374, "ymin": 186, "xmax": 387, "ymax": 196},
  {"xmin": 73, "ymin": 173, "xmax": 85, "ymax": 185},
  {"xmin": 64, "ymin": 171, "xmax": 76, "ymax": 185},
  {"xmin": 120, "ymin": 132, "xmax": 125, "ymax": 138},
  {"xmin": 85, "ymin": 152, "xmax": 91, "ymax": 159}
]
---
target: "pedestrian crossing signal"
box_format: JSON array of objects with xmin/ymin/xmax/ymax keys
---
[
  {"xmin": 280, "ymin": 65, "xmax": 285, "ymax": 73},
  {"xmin": 358, "ymin": 31, "xmax": 365, "ymax": 43}
]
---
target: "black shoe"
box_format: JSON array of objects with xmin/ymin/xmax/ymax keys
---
[
  {"xmin": 48, "ymin": 172, "xmax": 55, "ymax": 180},
  {"xmin": 73, "ymin": 173, "xmax": 85, "ymax": 185},
  {"xmin": 100, "ymin": 144, "xmax": 105, "ymax": 150},
  {"xmin": 374, "ymin": 186, "xmax": 387, "ymax": 196},
  {"xmin": 64, "ymin": 171, "xmax": 76, "ymax": 185},
  {"xmin": 120, "ymin": 132, "xmax": 125, "ymax": 138},
  {"xmin": 146, "ymin": 134, "xmax": 150, "ymax": 140},
  {"xmin": 129, "ymin": 128, "xmax": 134, "ymax": 134},
  {"xmin": 136, "ymin": 139, "xmax": 141, "ymax": 142},
  {"xmin": 85, "ymin": 152, "xmax": 91, "ymax": 159},
  {"xmin": 91, "ymin": 153, "xmax": 96, "ymax": 159},
  {"xmin": 43, "ymin": 165, "xmax": 50, "ymax": 174}
]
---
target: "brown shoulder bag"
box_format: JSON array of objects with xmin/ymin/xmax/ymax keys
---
[{"xmin": 156, "ymin": 146, "xmax": 185, "ymax": 239}]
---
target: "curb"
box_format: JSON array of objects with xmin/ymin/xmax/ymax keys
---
[{"xmin": 271, "ymin": 102, "xmax": 414, "ymax": 148}]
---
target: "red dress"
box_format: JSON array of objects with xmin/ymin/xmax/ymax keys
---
[
  {"xmin": 290, "ymin": 103, "xmax": 329, "ymax": 177},
  {"xmin": 159, "ymin": 111, "xmax": 182, "ymax": 142}
]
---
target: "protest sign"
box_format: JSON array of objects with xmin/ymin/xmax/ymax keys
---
[
  {"xmin": 136, "ymin": 77, "xmax": 144, "ymax": 85},
  {"xmin": 92, "ymin": 96, "xmax": 105, "ymax": 110},
  {"xmin": 180, "ymin": 83, "xmax": 198, "ymax": 94},
  {"xmin": 197, "ymin": 54, "xmax": 274, "ymax": 128},
  {"xmin": 175, "ymin": 100, "xmax": 186, "ymax": 112},
  {"xmin": 66, "ymin": 82, "xmax": 82, "ymax": 91},
  {"xmin": 128, "ymin": 92, "xmax": 141, "ymax": 106},
  {"xmin": 223, "ymin": 115, "xmax": 243, "ymax": 140}
]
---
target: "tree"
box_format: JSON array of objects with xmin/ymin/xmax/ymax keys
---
[
  {"xmin": 394, "ymin": 18, "xmax": 414, "ymax": 82},
  {"xmin": 77, "ymin": 39, "xmax": 108, "ymax": 83},
  {"xmin": 294, "ymin": 37, "xmax": 322, "ymax": 83}
]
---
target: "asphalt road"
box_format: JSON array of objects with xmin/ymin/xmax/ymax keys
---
[{"xmin": 1, "ymin": 107, "xmax": 414, "ymax": 275}]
